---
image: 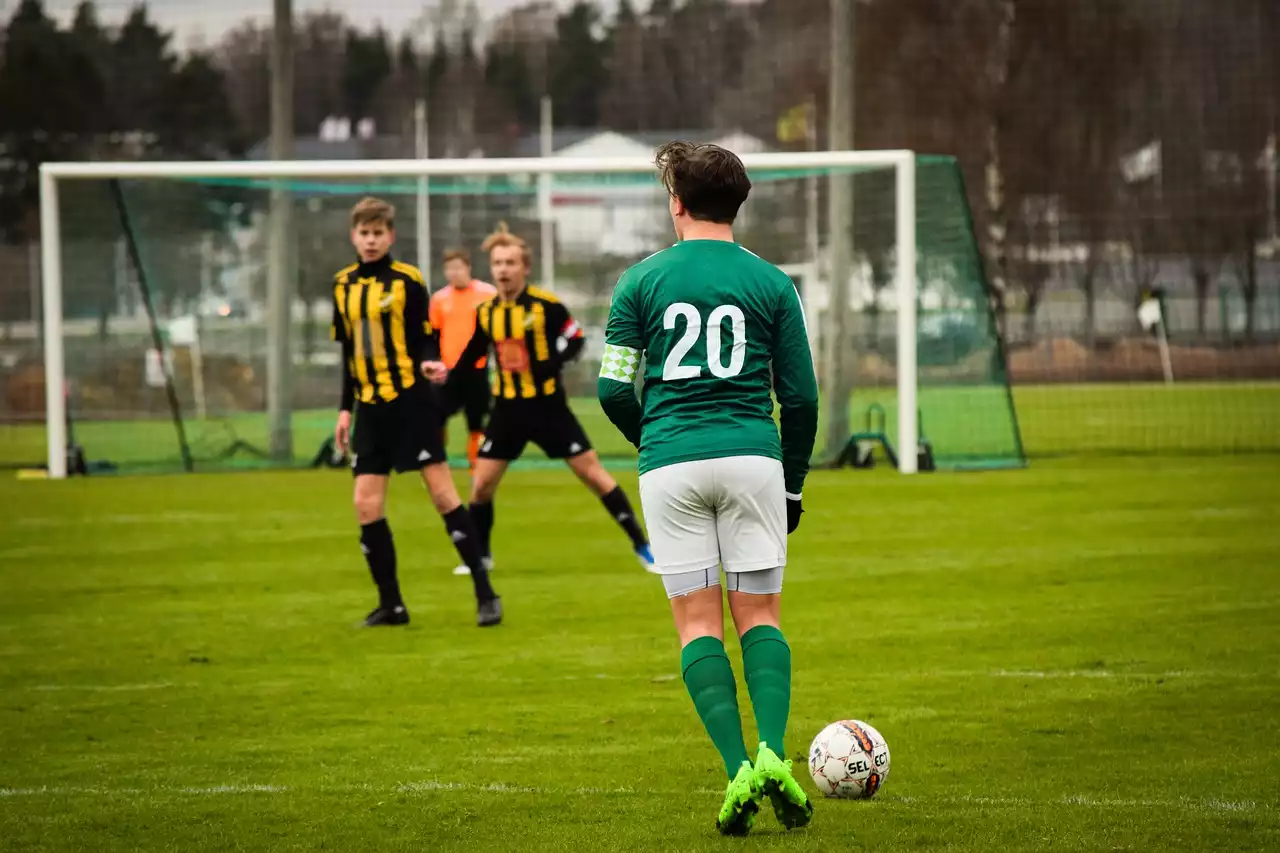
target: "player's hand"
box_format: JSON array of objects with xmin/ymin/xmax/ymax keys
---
[
  {"xmin": 421, "ymin": 360, "xmax": 448, "ymax": 384},
  {"xmin": 786, "ymin": 495, "xmax": 803, "ymax": 534},
  {"xmin": 335, "ymin": 410, "xmax": 352, "ymax": 456}
]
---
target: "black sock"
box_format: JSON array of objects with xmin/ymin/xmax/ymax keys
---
[
  {"xmin": 601, "ymin": 486, "xmax": 647, "ymax": 550},
  {"xmin": 443, "ymin": 506, "xmax": 497, "ymax": 603},
  {"xmin": 469, "ymin": 500, "xmax": 494, "ymax": 559},
  {"xmin": 360, "ymin": 519, "xmax": 403, "ymax": 609}
]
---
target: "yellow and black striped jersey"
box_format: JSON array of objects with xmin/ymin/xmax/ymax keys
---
[
  {"xmin": 330, "ymin": 255, "xmax": 439, "ymax": 408},
  {"xmin": 451, "ymin": 285, "xmax": 585, "ymax": 403}
]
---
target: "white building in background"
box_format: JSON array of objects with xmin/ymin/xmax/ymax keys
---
[
  {"xmin": 524, "ymin": 129, "xmax": 770, "ymax": 257},
  {"xmin": 247, "ymin": 125, "xmax": 771, "ymax": 264}
]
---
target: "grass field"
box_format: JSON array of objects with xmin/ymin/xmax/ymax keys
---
[
  {"xmin": 2, "ymin": 381, "xmax": 1279, "ymax": 471},
  {"xmin": 2, "ymin": 456, "xmax": 1278, "ymax": 851}
]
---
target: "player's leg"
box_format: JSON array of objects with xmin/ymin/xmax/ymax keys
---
[
  {"xmin": 717, "ymin": 456, "xmax": 811, "ymax": 830},
  {"xmin": 353, "ymin": 475, "xmax": 407, "ymax": 625},
  {"xmin": 466, "ymin": 457, "xmax": 507, "ymax": 563},
  {"xmin": 640, "ymin": 462, "xmax": 761, "ymax": 835},
  {"xmin": 349, "ymin": 404, "xmax": 408, "ymax": 626},
  {"xmin": 462, "ymin": 372, "xmax": 490, "ymax": 472},
  {"xmin": 546, "ymin": 408, "xmax": 653, "ymax": 568},
  {"xmin": 458, "ymin": 409, "xmax": 521, "ymax": 573},
  {"xmin": 395, "ymin": 392, "xmax": 501, "ymax": 624},
  {"xmin": 420, "ymin": 461, "xmax": 502, "ymax": 626}
]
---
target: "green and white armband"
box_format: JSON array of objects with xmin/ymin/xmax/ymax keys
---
[{"xmin": 599, "ymin": 343, "xmax": 640, "ymax": 383}]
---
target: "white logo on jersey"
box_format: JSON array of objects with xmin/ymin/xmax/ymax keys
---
[{"xmin": 379, "ymin": 294, "xmax": 395, "ymax": 310}]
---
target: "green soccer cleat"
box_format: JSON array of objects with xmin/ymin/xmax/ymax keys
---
[
  {"xmin": 715, "ymin": 760, "xmax": 762, "ymax": 836},
  {"xmin": 753, "ymin": 742, "xmax": 813, "ymax": 830}
]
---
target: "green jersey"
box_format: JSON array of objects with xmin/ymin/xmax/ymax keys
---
[{"xmin": 596, "ymin": 239, "xmax": 819, "ymax": 496}]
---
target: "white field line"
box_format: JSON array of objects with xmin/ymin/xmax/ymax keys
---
[
  {"xmin": 0, "ymin": 783, "xmax": 1271, "ymax": 815},
  {"xmin": 19, "ymin": 670, "xmax": 1268, "ymax": 694},
  {"xmin": 30, "ymin": 683, "xmax": 182, "ymax": 692}
]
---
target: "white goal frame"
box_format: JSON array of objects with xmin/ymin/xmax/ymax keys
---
[{"xmin": 38, "ymin": 150, "xmax": 918, "ymax": 478}]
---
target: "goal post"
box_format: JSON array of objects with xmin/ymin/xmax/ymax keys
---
[{"xmin": 36, "ymin": 150, "xmax": 1021, "ymax": 478}]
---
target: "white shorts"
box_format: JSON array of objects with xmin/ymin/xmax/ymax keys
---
[{"xmin": 637, "ymin": 455, "xmax": 788, "ymax": 576}]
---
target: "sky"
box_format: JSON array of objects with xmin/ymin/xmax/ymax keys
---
[{"xmin": 16, "ymin": 1, "xmax": 621, "ymax": 51}]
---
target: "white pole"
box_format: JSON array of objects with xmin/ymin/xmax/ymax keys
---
[
  {"xmin": 415, "ymin": 98, "xmax": 432, "ymax": 287},
  {"xmin": 192, "ymin": 340, "xmax": 207, "ymax": 419},
  {"xmin": 539, "ymin": 94, "xmax": 554, "ymax": 290},
  {"xmin": 40, "ymin": 169, "xmax": 67, "ymax": 479},
  {"xmin": 267, "ymin": 0, "xmax": 294, "ymax": 461},
  {"xmin": 42, "ymin": 150, "xmax": 919, "ymax": 180},
  {"xmin": 805, "ymin": 97, "xmax": 820, "ymax": 279},
  {"xmin": 895, "ymin": 152, "xmax": 918, "ymax": 474},
  {"xmin": 1266, "ymin": 132, "xmax": 1277, "ymax": 246},
  {"xmin": 1156, "ymin": 317, "xmax": 1175, "ymax": 385}
]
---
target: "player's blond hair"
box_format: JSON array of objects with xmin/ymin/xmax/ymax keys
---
[
  {"xmin": 350, "ymin": 196, "xmax": 395, "ymax": 229},
  {"xmin": 480, "ymin": 222, "xmax": 532, "ymax": 269}
]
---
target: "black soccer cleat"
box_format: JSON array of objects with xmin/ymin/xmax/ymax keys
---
[
  {"xmin": 363, "ymin": 605, "xmax": 410, "ymax": 627},
  {"xmin": 477, "ymin": 596, "xmax": 503, "ymax": 627}
]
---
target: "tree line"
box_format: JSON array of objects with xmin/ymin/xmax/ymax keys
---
[{"xmin": 1, "ymin": 0, "xmax": 1277, "ymax": 339}]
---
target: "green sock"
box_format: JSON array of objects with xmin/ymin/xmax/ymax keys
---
[
  {"xmin": 741, "ymin": 625, "xmax": 791, "ymax": 758},
  {"xmin": 681, "ymin": 636, "xmax": 751, "ymax": 778}
]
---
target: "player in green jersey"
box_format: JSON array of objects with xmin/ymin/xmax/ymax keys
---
[{"xmin": 597, "ymin": 142, "xmax": 820, "ymax": 835}]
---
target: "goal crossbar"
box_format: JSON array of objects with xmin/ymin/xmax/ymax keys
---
[{"xmin": 37, "ymin": 149, "xmax": 919, "ymax": 477}]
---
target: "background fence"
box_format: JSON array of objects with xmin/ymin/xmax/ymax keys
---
[{"xmin": 1, "ymin": 0, "xmax": 1277, "ymax": 468}]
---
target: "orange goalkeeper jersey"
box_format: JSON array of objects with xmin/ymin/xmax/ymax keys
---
[{"xmin": 430, "ymin": 279, "xmax": 498, "ymax": 369}]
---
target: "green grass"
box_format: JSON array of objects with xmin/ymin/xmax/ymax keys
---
[
  {"xmin": 3, "ymin": 382, "xmax": 1278, "ymax": 472},
  {"xmin": 1, "ymin": 458, "xmax": 1278, "ymax": 851}
]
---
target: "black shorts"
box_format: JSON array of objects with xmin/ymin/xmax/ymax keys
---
[
  {"xmin": 479, "ymin": 400, "xmax": 592, "ymax": 461},
  {"xmin": 351, "ymin": 384, "xmax": 447, "ymax": 476},
  {"xmin": 442, "ymin": 368, "xmax": 492, "ymax": 432}
]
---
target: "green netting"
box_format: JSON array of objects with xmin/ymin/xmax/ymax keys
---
[
  {"xmin": 21, "ymin": 156, "xmax": 1027, "ymax": 474},
  {"xmin": 825, "ymin": 157, "xmax": 1026, "ymax": 469}
]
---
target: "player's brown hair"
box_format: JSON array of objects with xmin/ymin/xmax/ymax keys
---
[
  {"xmin": 443, "ymin": 248, "xmax": 471, "ymax": 266},
  {"xmin": 350, "ymin": 196, "xmax": 395, "ymax": 229},
  {"xmin": 655, "ymin": 141, "xmax": 751, "ymax": 225},
  {"xmin": 480, "ymin": 222, "xmax": 532, "ymax": 269}
]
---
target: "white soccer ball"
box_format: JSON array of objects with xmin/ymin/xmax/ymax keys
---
[{"xmin": 807, "ymin": 719, "xmax": 890, "ymax": 799}]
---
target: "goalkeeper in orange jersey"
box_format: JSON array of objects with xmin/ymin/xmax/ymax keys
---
[{"xmin": 429, "ymin": 249, "xmax": 498, "ymax": 471}]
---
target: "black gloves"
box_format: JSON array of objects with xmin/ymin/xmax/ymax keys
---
[{"xmin": 786, "ymin": 495, "xmax": 804, "ymax": 534}]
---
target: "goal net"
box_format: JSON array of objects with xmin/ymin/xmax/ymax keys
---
[{"xmin": 28, "ymin": 152, "xmax": 1024, "ymax": 476}]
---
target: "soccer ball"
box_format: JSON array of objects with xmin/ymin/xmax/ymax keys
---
[{"xmin": 808, "ymin": 720, "xmax": 891, "ymax": 799}]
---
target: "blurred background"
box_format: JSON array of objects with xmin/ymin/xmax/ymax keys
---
[{"xmin": 0, "ymin": 0, "xmax": 1277, "ymax": 471}]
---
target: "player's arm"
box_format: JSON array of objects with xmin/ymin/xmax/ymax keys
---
[
  {"xmin": 331, "ymin": 289, "xmax": 355, "ymax": 452},
  {"xmin": 446, "ymin": 308, "xmax": 492, "ymax": 384},
  {"xmin": 547, "ymin": 301, "xmax": 586, "ymax": 366},
  {"xmin": 596, "ymin": 273, "xmax": 644, "ymax": 448},
  {"xmin": 330, "ymin": 291, "xmax": 355, "ymax": 410},
  {"xmin": 404, "ymin": 279, "xmax": 443, "ymax": 375},
  {"xmin": 772, "ymin": 279, "xmax": 820, "ymax": 529}
]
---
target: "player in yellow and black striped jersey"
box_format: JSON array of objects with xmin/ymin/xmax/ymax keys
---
[
  {"xmin": 330, "ymin": 197, "xmax": 501, "ymax": 628},
  {"xmin": 443, "ymin": 223, "xmax": 653, "ymax": 576}
]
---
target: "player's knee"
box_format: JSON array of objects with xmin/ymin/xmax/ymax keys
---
[
  {"xmin": 728, "ymin": 588, "xmax": 782, "ymax": 636},
  {"xmin": 352, "ymin": 493, "xmax": 385, "ymax": 525},
  {"xmin": 421, "ymin": 466, "xmax": 461, "ymax": 514},
  {"xmin": 470, "ymin": 474, "xmax": 498, "ymax": 503},
  {"xmin": 669, "ymin": 584, "xmax": 725, "ymax": 645},
  {"xmin": 571, "ymin": 455, "xmax": 614, "ymax": 495}
]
